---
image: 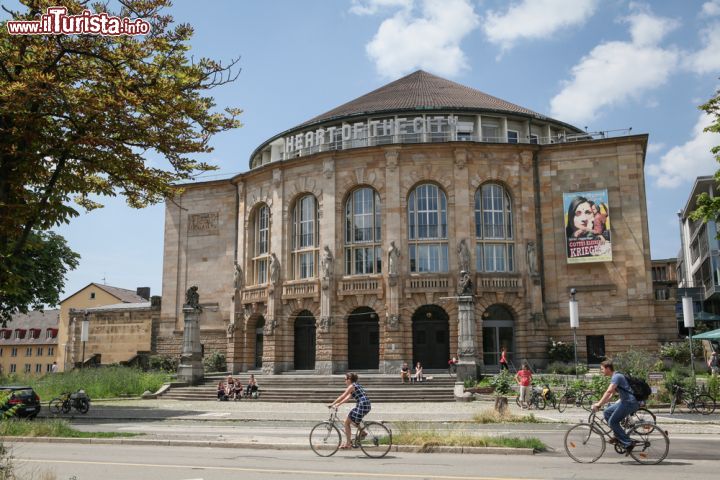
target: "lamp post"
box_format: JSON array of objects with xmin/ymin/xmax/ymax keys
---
[
  {"xmin": 569, "ymin": 288, "xmax": 579, "ymax": 378},
  {"xmin": 81, "ymin": 311, "xmax": 89, "ymax": 368},
  {"xmin": 682, "ymin": 295, "xmax": 695, "ymax": 382}
]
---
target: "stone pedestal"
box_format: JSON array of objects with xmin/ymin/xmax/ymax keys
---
[
  {"xmin": 456, "ymin": 296, "xmax": 481, "ymax": 381},
  {"xmin": 177, "ymin": 306, "xmax": 204, "ymax": 385}
]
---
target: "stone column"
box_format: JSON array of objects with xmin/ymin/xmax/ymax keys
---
[
  {"xmin": 317, "ymin": 245, "xmax": 334, "ymax": 374},
  {"xmin": 456, "ymin": 296, "xmax": 480, "ymax": 381},
  {"xmin": 177, "ymin": 305, "xmax": 204, "ymax": 385}
]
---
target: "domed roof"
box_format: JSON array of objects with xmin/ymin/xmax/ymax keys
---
[{"xmin": 295, "ymin": 70, "xmax": 552, "ymax": 129}]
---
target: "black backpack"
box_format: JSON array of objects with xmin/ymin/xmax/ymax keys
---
[{"xmin": 622, "ymin": 375, "xmax": 652, "ymax": 401}]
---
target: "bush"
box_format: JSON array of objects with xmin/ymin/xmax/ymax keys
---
[
  {"xmin": 489, "ymin": 370, "xmax": 513, "ymax": 396},
  {"xmin": 547, "ymin": 338, "xmax": 575, "ymax": 363},
  {"xmin": 659, "ymin": 340, "xmax": 704, "ymax": 364},
  {"xmin": 613, "ymin": 349, "xmax": 656, "ymax": 379},
  {"xmin": 663, "ymin": 366, "xmax": 692, "ymax": 395},
  {"xmin": 203, "ymin": 351, "xmax": 226, "ymax": 373},
  {"xmin": 588, "ymin": 374, "xmax": 611, "ymax": 397},
  {"xmin": 30, "ymin": 366, "xmax": 171, "ymax": 399},
  {"xmin": 545, "ymin": 362, "xmax": 587, "ymax": 376},
  {"xmin": 148, "ymin": 355, "xmax": 178, "ymax": 372}
]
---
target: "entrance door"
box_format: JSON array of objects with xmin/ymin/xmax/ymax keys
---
[
  {"xmin": 412, "ymin": 305, "xmax": 449, "ymax": 369},
  {"xmin": 255, "ymin": 316, "xmax": 265, "ymax": 369},
  {"xmin": 348, "ymin": 307, "xmax": 379, "ymax": 370},
  {"xmin": 294, "ymin": 311, "xmax": 316, "ymax": 370},
  {"xmin": 586, "ymin": 335, "xmax": 606, "ymax": 364},
  {"xmin": 481, "ymin": 305, "xmax": 515, "ymax": 370}
]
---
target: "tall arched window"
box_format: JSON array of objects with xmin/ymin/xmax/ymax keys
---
[
  {"xmin": 344, "ymin": 187, "xmax": 382, "ymax": 275},
  {"xmin": 408, "ymin": 184, "xmax": 448, "ymax": 273},
  {"xmin": 251, "ymin": 204, "xmax": 270, "ymax": 284},
  {"xmin": 292, "ymin": 194, "xmax": 319, "ymax": 279},
  {"xmin": 475, "ymin": 183, "xmax": 514, "ymax": 272}
]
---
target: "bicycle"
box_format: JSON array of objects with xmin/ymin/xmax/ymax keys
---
[
  {"xmin": 515, "ymin": 385, "xmax": 546, "ymax": 410},
  {"xmin": 670, "ymin": 385, "xmax": 716, "ymax": 415},
  {"xmin": 557, "ymin": 389, "xmax": 597, "ymax": 413},
  {"xmin": 309, "ymin": 406, "xmax": 392, "ymax": 458},
  {"xmin": 49, "ymin": 390, "xmax": 90, "ymax": 415},
  {"xmin": 564, "ymin": 410, "xmax": 669, "ymax": 465},
  {"xmin": 541, "ymin": 384, "xmax": 557, "ymax": 409}
]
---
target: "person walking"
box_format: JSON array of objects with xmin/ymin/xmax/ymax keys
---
[
  {"xmin": 709, "ymin": 351, "xmax": 719, "ymax": 377},
  {"xmin": 329, "ymin": 372, "xmax": 371, "ymax": 449},
  {"xmin": 592, "ymin": 359, "xmax": 639, "ymax": 455},
  {"xmin": 514, "ymin": 363, "xmax": 533, "ymax": 409},
  {"xmin": 499, "ymin": 347, "xmax": 509, "ymax": 371}
]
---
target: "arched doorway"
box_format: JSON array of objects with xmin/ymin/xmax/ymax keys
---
[
  {"xmin": 482, "ymin": 304, "xmax": 515, "ymax": 369},
  {"xmin": 347, "ymin": 307, "xmax": 379, "ymax": 370},
  {"xmin": 412, "ymin": 305, "xmax": 449, "ymax": 369},
  {"xmin": 294, "ymin": 310, "xmax": 316, "ymax": 370},
  {"xmin": 254, "ymin": 316, "xmax": 265, "ymax": 369}
]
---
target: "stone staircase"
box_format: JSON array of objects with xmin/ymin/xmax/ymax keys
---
[{"xmin": 160, "ymin": 372, "xmax": 457, "ymax": 403}]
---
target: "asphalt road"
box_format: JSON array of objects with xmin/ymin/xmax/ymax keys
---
[{"xmin": 8, "ymin": 442, "xmax": 719, "ymax": 480}]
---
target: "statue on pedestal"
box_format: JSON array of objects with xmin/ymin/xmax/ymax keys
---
[
  {"xmin": 458, "ymin": 271, "xmax": 473, "ymax": 296},
  {"xmin": 233, "ymin": 262, "xmax": 243, "ymax": 291},
  {"xmin": 184, "ymin": 286, "xmax": 200, "ymax": 310},
  {"xmin": 320, "ymin": 246, "xmax": 333, "ymax": 282},
  {"xmin": 457, "ymin": 239, "xmax": 470, "ymax": 273},
  {"xmin": 387, "ymin": 241, "xmax": 400, "ymax": 276},
  {"xmin": 269, "ymin": 253, "xmax": 280, "ymax": 287}
]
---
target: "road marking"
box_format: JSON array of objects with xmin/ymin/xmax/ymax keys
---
[
  {"xmin": 196, "ymin": 412, "xmax": 230, "ymax": 417},
  {"xmin": 16, "ymin": 458, "xmax": 541, "ymax": 480}
]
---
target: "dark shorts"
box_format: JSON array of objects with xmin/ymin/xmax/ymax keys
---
[{"xmin": 349, "ymin": 399, "xmax": 371, "ymax": 424}]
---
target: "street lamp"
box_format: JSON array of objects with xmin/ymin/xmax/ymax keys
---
[
  {"xmin": 682, "ymin": 295, "xmax": 695, "ymax": 381},
  {"xmin": 569, "ymin": 288, "xmax": 579, "ymax": 378},
  {"xmin": 81, "ymin": 311, "xmax": 89, "ymax": 368}
]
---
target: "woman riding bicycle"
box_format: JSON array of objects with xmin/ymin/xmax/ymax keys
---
[{"xmin": 329, "ymin": 372, "xmax": 371, "ymax": 449}]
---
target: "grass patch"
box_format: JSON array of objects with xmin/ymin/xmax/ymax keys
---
[
  {"xmin": 472, "ymin": 408, "xmax": 542, "ymax": 424},
  {"xmin": 392, "ymin": 424, "xmax": 545, "ymax": 451},
  {"xmin": 0, "ymin": 418, "xmax": 139, "ymax": 438}
]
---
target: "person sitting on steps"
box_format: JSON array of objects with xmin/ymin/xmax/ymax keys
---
[
  {"xmin": 414, "ymin": 362, "xmax": 423, "ymax": 383},
  {"xmin": 400, "ymin": 362, "xmax": 410, "ymax": 384},
  {"xmin": 245, "ymin": 374, "xmax": 259, "ymax": 398}
]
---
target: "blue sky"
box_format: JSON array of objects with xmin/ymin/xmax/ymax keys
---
[{"xmin": 34, "ymin": 0, "xmax": 720, "ymax": 299}]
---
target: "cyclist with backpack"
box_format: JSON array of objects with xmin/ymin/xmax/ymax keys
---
[{"xmin": 591, "ymin": 359, "xmax": 639, "ymax": 454}]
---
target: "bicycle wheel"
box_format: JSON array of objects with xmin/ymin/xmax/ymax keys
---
[
  {"xmin": 76, "ymin": 399, "xmax": 90, "ymax": 414},
  {"xmin": 533, "ymin": 395, "xmax": 546, "ymax": 410},
  {"xmin": 515, "ymin": 395, "xmax": 522, "ymax": 408},
  {"xmin": 564, "ymin": 423, "xmax": 605, "ymax": 463},
  {"xmin": 695, "ymin": 394, "xmax": 716, "ymax": 415},
  {"xmin": 558, "ymin": 395, "xmax": 570, "ymax": 413},
  {"xmin": 629, "ymin": 407, "xmax": 656, "ymax": 427},
  {"xmin": 48, "ymin": 398, "xmax": 62, "ymax": 415},
  {"xmin": 581, "ymin": 394, "xmax": 597, "ymax": 412},
  {"xmin": 309, "ymin": 422, "xmax": 341, "ymax": 457},
  {"xmin": 61, "ymin": 400, "xmax": 71, "ymax": 414},
  {"xmin": 627, "ymin": 423, "xmax": 669, "ymax": 465},
  {"xmin": 358, "ymin": 421, "xmax": 392, "ymax": 458}
]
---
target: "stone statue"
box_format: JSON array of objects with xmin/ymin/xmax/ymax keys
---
[
  {"xmin": 318, "ymin": 316, "xmax": 332, "ymax": 333},
  {"xmin": 263, "ymin": 318, "xmax": 277, "ymax": 336},
  {"xmin": 233, "ymin": 262, "xmax": 243, "ymax": 290},
  {"xmin": 387, "ymin": 313, "xmax": 400, "ymax": 330},
  {"xmin": 269, "ymin": 253, "xmax": 280, "ymax": 286},
  {"xmin": 458, "ymin": 271, "xmax": 473, "ymax": 296},
  {"xmin": 184, "ymin": 286, "xmax": 200, "ymax": 309},
  {"xmin": 457, "ymin": 238, "xmax": 470, "ymax": 273},
  {"xmin": 226, "ymin": 321, "xmax": 236, "ymax": 337},
  {"xmin": 320, "ymin": 245, "xmax": 333, "ymax": 280},
  {"xmin": 387, "ymin": 241, "xmax": 400, "ymax": 275},
  {"xmin": 527, "ymin": 241, "xmax": 538, "ymax": 277}
]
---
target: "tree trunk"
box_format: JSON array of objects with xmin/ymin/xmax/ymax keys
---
[{"xmin": 494, "ymin": 396, "xmax": 508, "ymax": 415}]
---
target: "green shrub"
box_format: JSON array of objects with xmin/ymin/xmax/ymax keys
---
[
  {"xmin": 547, "ymin": 338, "xmax": 575, "ymax": 363},
  {"xmin": 545, "ymin": 362, "xmax": 587, "ymax": 375},
  {"xmin": 659, "ymin": 340, "xmax": 704, "ymax": 364},
  {"xmin": 588, "ymin": 374, "xmax": 611, "ymax": 396},
  {"xmin": 613, "ymin": 349, "xmax": 656, "ymax": 379},
  {"xmin": 203, "ymin": 351, "xmax": 226, "ymax": 373},
  {"xmin": 148, "ymin": 355, "xmax": 178, "ymax": 372},
  {"xmin": 663, "ymin": 366, "xmax": 692, "ymax": 395},
  {"xmin": 489, "ymin": 371, "xmax": 513, "ymax": 396},
  {"xmin": 706, "ymin": 375, "xmax": 719, "ymax": 399}
]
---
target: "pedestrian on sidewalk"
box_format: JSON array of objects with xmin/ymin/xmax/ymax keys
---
[
  {"xmin": 515, "ymin": 363, "xmax": 532, "ymax": 409},
  {"xmin": 500, "ymin": 347, "xmax": 509, "ymax": 371}
]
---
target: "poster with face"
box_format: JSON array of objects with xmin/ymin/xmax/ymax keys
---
[{"xmin": 563, "ymin": 189, "xmax": 611, "ymax": 264}]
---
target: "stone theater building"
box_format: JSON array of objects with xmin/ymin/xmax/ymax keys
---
[{"xmin": 160, "ymin": 71, "xmax": 678, "ymax": 375}]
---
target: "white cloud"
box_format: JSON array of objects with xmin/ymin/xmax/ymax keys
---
[
  {"xmin": 350, "ymin": 0, "xmax": 412, "ymax": 16},
  {"xmin": 702, "ymin": 0, "xmax": 720, "ymax": 16},
  {"xmin": 549, "ymin": 10, "xmax": 679, "ymax": 124},
  {"xmin": 646, "ymin": 113, "xmax": 719, "ymax": 188},
  {"xmin": 646, "ymin": 143, "xmax": 665, "ymax": 154},
  {"xmin": 483, "ymin": 0, "xmax": 599, "ymax": 52},
  {"xmin": 362, "ymin": 0, "xmax": 480, "ymax": 78},
  {"xmin": 683, "ymin": 24, "xmax": 720, "ymax": 74}
]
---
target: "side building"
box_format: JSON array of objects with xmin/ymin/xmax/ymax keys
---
[
  {"xmin": 158, "ymin": 70, "xmax": 679, "ymax": 374},
  {"xmin": 0, "ymin": 310, "xmax": 59, "ymax": 376}
]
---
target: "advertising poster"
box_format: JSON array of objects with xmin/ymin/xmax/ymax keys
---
[{"xmin": 563, "ymin": 189, "xmax": 611, "ymax": 264}]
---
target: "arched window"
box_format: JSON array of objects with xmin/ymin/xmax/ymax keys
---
[
  {"xmin": 344, "ymin": 187, "xmax": 382, "ymax": 275},
  {"xmin": 291, "ymin": 194, "xmax": 319, "ymax": 279},
  {"xmin": 408, "ymin": 184, "xmax": 448, "ymax": 273},
  {"xmin": 475, "ymin": 183, "xmax": 514, "ymax": 272},
  {"xmin": 251, "ymin": 204, "xmax": 270, "ymax": 284}
]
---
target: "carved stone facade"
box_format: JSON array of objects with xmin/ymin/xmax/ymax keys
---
[{"xmin": 158, "ymin": 72, "xmax": 679, "ymax": 374}]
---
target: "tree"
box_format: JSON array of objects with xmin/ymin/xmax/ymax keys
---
[
  {"xmin": 0, "ymin": 0, "xmax": 241, "ymax": 321},
  {"xmin": 690, "ymin": 87, "xmax": 720, "ymax": 223}
]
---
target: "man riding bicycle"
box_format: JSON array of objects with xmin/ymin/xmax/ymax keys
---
[{"xmin": 592, "ymin": 359, "xmax": 638, "ymax": 454}]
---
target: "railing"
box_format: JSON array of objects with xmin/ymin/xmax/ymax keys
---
[
  {"xmin": 477, "ymin": 274, "xmax": 522, "ymax": 291},
  {"xmin": 242, "ymin": 285, "xmax": 268, "ymax": 303},
  {"xmin": 282, "ymin": 280, "xmax": 319, "ymax": 301},
  {"xmin": 405, "ymin": 275, "xmax": 451, "ymax": 296},
  {"xmin": 338, "ymin": 277, "xmax": 383, "ymax": 298}
]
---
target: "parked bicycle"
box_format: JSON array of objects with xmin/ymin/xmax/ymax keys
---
[
  {"xmin": 49, "ymin": 390, "xmax": 90, "ymax": 415},
  {"xmin": 515, "ymin": 385, "xmax": 546, "ymax": 410},
  {"xmin": 557, "ymin": 389, "xmax": 597, "ymax": 413},
  {"xmin": 564, "ymin": 410, "xmax": 669, "ymax": 465},
  {"xmin": 670, "ymin": 385, "xmax": 716, "ymax": 415},
  {"xmin": 541, "ymin": 384, "xmax": 557, "ymax": 409},
  {"xmin": 309, "ymin": 406, "xmax": 392, "ymax": 458}
]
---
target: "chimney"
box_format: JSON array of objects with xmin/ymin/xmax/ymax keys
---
[{"xmin": 136, "ymin": 287, "xmax": 150, "ymax": 300}]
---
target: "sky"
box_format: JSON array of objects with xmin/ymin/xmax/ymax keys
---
[{"xmin": 13, "ymin": 0, "xmax": 720, "ymax": 300}]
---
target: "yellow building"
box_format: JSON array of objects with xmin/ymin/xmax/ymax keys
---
[
  {"xmin": 0, "ymin": 310, "xmax": 59, "ymax": 376},
  {"xmin": 58, "ymin": 283, "xmax": 148, "ymax": 371}
]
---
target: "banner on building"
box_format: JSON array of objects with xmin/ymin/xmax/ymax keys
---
[{"xmin": 563, "ymin": 189, "xmax": 612, "ymax": 264}]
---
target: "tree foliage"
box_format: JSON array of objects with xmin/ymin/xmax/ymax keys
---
[
  {"xmin": 0, "ymin": 0, "xmax": 241, "ymax": 319},
  {"xmin": 690, "ymin": 86, "xmax": 720, "ymax": 223}
]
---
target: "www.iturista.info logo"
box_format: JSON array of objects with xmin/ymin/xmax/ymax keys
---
[{"xmin": 6, "ymin": 6, "xmax": 151, "ymax": 36}]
